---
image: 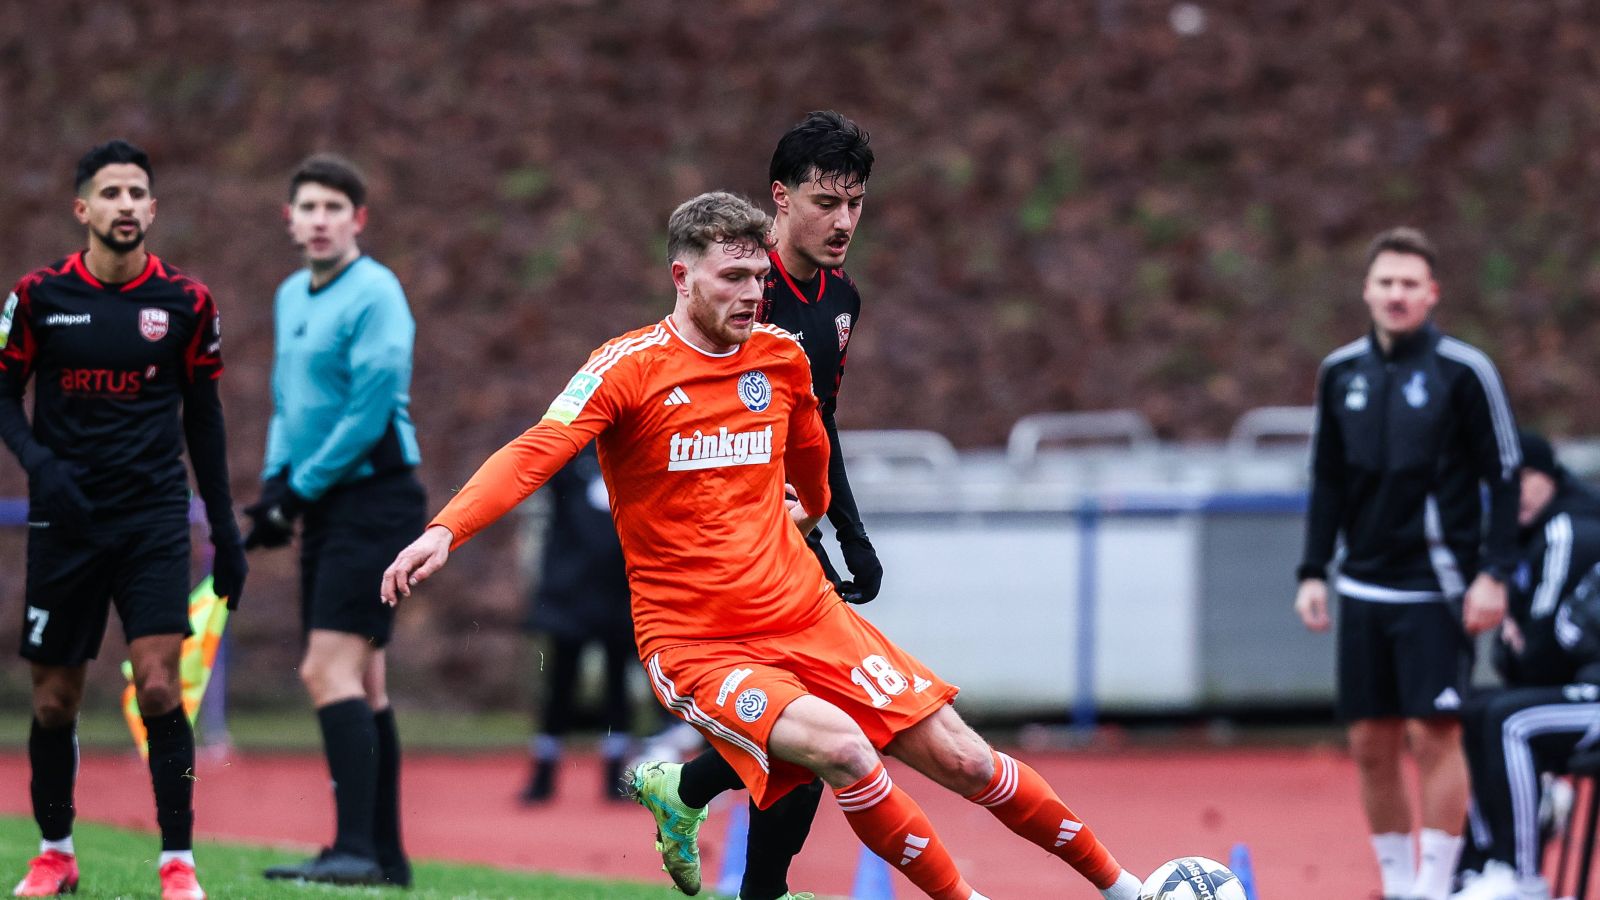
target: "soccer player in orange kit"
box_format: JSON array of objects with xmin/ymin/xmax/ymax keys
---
[{"xmin": 381, "ymin": 192, "xmax": 1143, "ymax": 900}]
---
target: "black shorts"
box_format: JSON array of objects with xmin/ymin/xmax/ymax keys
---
[
  {"xmin": 21, "ymin": 520, "xmax": 192, "ymax": 666},
  {"xmin": 1337, "ymin": 595, "xmax": 1470, "ymax": 721},
  {"xmin": 300, "ymin": 471, "xmax": 426, "ymax": 648}
]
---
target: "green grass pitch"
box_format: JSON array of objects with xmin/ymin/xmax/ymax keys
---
[{"xmin": 0, "ymin": 815, "xmax": 678, "ymax": 899}]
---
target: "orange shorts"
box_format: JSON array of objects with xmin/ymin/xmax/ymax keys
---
[{"xmin": 645, "ymin": 600, "xmax": 959, "ymax": 808}]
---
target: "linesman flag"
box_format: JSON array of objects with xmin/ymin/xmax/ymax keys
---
[{"xmin": 121, "ymin": 576, "xmax": 230, "ymax": 757}]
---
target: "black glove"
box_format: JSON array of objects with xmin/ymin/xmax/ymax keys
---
[
  {"xmin": 210, "ymin": 527, "xmax": 249, "ymax": 610},
  {"xmin": 243, "ymin": 472, "xmax": 305, "ymax": 550},
  {"xmin": 805, "ymin": 528, "xmax": 845, "ymax": 588},
  {"xmin": 837, "ymin": 535, "xmax": 883, "ymax": 604},
  {"xmin": 30, "ymin": 457, "xmax": 93, "ymax": 532}
]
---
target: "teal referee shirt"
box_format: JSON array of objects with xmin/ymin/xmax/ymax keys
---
[{"xmin": 264, "ymin": 255, "xmax": 420, "ymax": 500}]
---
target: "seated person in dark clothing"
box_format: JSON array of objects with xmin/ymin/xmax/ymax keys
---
[{"xmin": 1456, "ymin": 432, "xmax": 1600, "ymax": 900}]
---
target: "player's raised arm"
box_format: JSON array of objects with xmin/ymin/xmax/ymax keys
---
[
  {"xmin": 382, "ymin": 421, "xmax": 588, "ymax": 606},
  {"xmin": 385, "ymin": 331, "xmax": 638, "ymax": 605},
  {"xmin": 439, "ymin": 422, "xmax": 590, "ymax": 546}
]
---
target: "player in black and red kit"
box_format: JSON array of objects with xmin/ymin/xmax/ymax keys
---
[
  {"xmin": 0, "ymin": 141, "xmax": 247, "ymax": 900},
  {"xmin": 633, "ymin": 111, "xmax": 882, "ymax": 900},
  {"xmin": 759, "ymin": 113, "xmax": 881, "ymax": 609}
]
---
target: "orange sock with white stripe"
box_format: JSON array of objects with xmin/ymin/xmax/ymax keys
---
[
  {"xmin": 965, "ymin": 749, "xmax": 1123, "ymax": 889},
  {"xmin": 835, "ymin": 763, "xmax": 974, "ymax": 900}
]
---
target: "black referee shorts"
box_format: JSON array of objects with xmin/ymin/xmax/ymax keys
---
[
  {"xmin": 1337, "ymin": 594, "xmax": 1470, "ymax": 722},
  {"xmin": 299, "ymin": 471, "xmax": 427, "ymax": 648},
  {"xmin": 21, "ymin": 519, "xmax": 192, "ymax": 666}
]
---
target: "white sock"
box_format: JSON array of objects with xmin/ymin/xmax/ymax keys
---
[
  {"xmin": 158, "ymin": 850, "xmax": 195, "ymax": 868},
  {"xmin": 39, "ymin": 836, "xmax": 74, "ymax": 856},
  {"xmin": 1100, "ymin": 869, "xmax": 1142, "ymax": 900},
  {"xmin": 1412, "ymin": 828, "xmax": 1463, "ymax": 900},
  {"xmin": 1370, "ymin": 832, "xmax": 1415, "ymax": 897},
  {"xmin": 968, "ymin": 893, "xmax": 990, "ymax": 900}
]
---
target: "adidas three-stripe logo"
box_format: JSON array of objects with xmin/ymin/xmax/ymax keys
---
[
  {"xmin": 663, "ymin": 386, "xmax": 691, "ymax": 406},
  {"xmin": 900, "ymin": 833, "xmax": 930, "ymax": 866},
  {"xmin": 1055, "ymin": 818, "xmax": 1083, "ymax": 847}
]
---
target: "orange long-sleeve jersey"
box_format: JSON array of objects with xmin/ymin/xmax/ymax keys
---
[{"xmin": 431, "ymin": 316, "xmax": 836, "ymax": 658}]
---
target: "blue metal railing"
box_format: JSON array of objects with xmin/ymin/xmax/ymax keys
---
[{"xmin": 1069, "ymin": 491, "xmax": 1308, "ymax": 731}]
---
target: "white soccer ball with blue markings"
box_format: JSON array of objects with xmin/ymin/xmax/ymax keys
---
[{"xmin": 1138, "ymin": 856, "xmax": 1247, "ymax": 900}]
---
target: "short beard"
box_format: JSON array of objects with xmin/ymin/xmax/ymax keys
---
[
  {"xmin": 688, "ymin": 283, "xmax": 747, "ymax": 349},
  {"xmin": 92, "ymin": 225, "xmax": 145, "ymax": 255}
]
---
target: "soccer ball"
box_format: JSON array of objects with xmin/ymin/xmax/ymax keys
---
[{"xmin": 1138, "ymin": 856, "xmax": 1247, "ymax": 900}]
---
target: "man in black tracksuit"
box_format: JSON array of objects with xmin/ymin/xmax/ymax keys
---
[
  {"xmin": 1453, "ymin": 432, "xmax": 1600, "ymax": 900},
  {"xmin": 634, "ymin": 111, "xmax": 883, "ymax": 900},
  {"xmin": 1295, "ymin": 227, "xmax": 1521, "ymax": 900}
]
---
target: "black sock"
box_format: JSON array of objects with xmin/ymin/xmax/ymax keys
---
[
  {"xmin": 317, "ymin": 698, "xmax": 378, "ymax": 859},
  {"xmin": 372, "ymin": 707, "xmax": 404, "ymax": 866},
  {"xmin": 142, "ymin": 706, "xmax": 194, "ymax": 852},
  {"xmin": 676, "ymin": 748, "xmax": 744, "ymax": 809},
  {"xmin": 741, "ymin": 779, "xmax": 823, "ymax": 900},
  {"xmin": 29, "ymin": 717, "xmax": 76, "ymax": 843}
]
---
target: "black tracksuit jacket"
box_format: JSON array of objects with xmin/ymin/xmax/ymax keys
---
[{"xmin": 1299, "ymin": 323, "xmax": 1520, "ymax": 596}]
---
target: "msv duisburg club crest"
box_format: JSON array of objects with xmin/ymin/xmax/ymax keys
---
[{"xmin": 738, "ymin": 370, "xmax": 771, "ymax": 412}]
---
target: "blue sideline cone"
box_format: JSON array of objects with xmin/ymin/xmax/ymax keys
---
[
  {"xmin": 1228, "ymin": 842, "xmax": 1258, "ymax": 900},
  {"xmin": 850, "ymin": 843, "xmax": 895, "ymax": 899},
  {"xmin": 714, "ymin": 801, "xmax": 750, "ymax": 897}
]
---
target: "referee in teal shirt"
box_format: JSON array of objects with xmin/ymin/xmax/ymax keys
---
[{"xmin": 248, "ymin": 155, "xmax": 423, "ymax": 888}]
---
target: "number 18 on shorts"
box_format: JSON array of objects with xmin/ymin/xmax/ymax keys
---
[{"xmin": 647, "ymin": 603, "xmax": 959, "ymax": 807}]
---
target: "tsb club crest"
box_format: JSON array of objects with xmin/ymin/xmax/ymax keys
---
[
  {"xmin": 835, "ymin": 313, "xmax": 853, "ymax": 350},
  {"xmin": 139, "ymin": 308, "xmax": 169, "ymax": 342}
]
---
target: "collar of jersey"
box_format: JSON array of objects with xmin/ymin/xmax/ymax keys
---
[
  {"xmin": 306, "ymin": 254, "xmax": 366, "ymax": 296},
  {"xmin": 768, "ymin": 247, "xmax": 825, "ymax": 305},
  {"xmin": 1371, "ymin": 321, "xmax": 1437, "ymax": 361},
  {"xmin": 69, "ymin": 250, "xmax": 161, "ymax": 293},
  {"xmin": 664, "ymin": 315, "xmax": 743, "ymax": 358}
]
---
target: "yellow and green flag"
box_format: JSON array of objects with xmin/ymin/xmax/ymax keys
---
[{"xmin": 121, "ymin": 576, "xmax": 231, "ymax": 756}]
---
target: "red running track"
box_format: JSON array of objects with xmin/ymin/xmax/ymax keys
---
[{"xmin": 0, "ymin": 745, "xmax": 1425, "ymax": 898}]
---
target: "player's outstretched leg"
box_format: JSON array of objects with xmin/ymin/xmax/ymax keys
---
[
  {"xmin": 766, "ymin": 694, "xmax": 982, "ymax": 900},
  {"xmin": 628, "ymin": 760, "xmax": 709, "ymax": 895},
  {"xmin": 889, "ymin": 706, "xmax": 1140, "ymax": 899},
  {"xmin": 966, "ymin": 748, "xmax": 1138, "ymax": 896},
  {"xmin": 834, "ymin": 762, "xmax": 979, "ymax": 900}
]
